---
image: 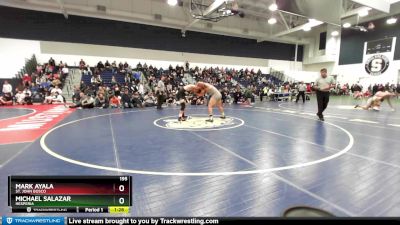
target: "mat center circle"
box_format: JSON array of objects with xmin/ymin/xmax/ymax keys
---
[{"xmin": 153, "ymin": 115, "xmax": 245, "ymax": 131}]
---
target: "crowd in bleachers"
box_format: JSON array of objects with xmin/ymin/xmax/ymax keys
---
[
  {"xmin": 73, "ymin": 59, "xmax": 197, "ymax": 109},
  {"xmin": 0, "ymin": 57, "xmax": 69, "ymax": 106},
  {"xmin": 2, "ymin": 57, "xmax": 399, "ymax": 107},
  {"xmin": 73, "ymin": 59, "xmax": 291, "ymax": 108}
]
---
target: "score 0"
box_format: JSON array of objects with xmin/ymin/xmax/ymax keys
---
[
  {"xmin": 115, "ymin": 176, "xmax": 129, "ymax": 194},
  {"xmin": 114, "ymin": 176, "xmax": 130, "ymax": 206}
]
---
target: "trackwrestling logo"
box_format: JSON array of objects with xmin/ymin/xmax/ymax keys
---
[{"xmin": 154, "ymin": 115, "xmax": 244, "ymax": 131}]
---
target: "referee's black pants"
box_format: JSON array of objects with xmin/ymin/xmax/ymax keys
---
[
  {"xmin": 316, "ymin": 91, "xmax": 330, "ymax": 116},
  {"xmin": 296, "ymin": 91, "xmax": 305, "ymax": 103}
]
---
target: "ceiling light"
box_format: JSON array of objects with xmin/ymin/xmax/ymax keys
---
[
  {"xmin": 343, "ymin": 22, "xmax": 351, "ymax": 28},
  {"xmin": 307, "ymin": 19, "xmax": 322, "ymax": 27},
  {"xmin": 167, "ymin": 0, "xmax": 177, "ymax": 6},
  {"xmin": 387, "ymin": 17, "xmax": 397, "ymax": 24},
  {"xmin": 268, "ymin": 18, "xmax": 277, "ymax": 25},
  {"xmin": 358, "ymin": 9, "xmax": 369, "ymax": 17},
  {"xmin": 331, "ymin": 31, "xmax": 339, "ymax": 36},
  {"xmin": 303, "ymin": 26, "xmax": 311, "ymax": 31},
  {"xmin": 269, "ymin": 3, "xmax": 278, "ymax": 11}
]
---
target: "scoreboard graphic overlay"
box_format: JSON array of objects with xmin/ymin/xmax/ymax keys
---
[{"xmin": 8, "ymin": 176, "xmax": 132, "ymax": 213}]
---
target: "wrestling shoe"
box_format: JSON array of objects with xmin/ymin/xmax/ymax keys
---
[
  {"xmin": 316, "ymin": 113, "xmax": 324, "ymax": 121},
  {"xmin": 220, "ymin": 116, "xmax": 226, "ymax": 119}
]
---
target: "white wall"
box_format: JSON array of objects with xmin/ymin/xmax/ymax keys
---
[
  {"xmin": 302, "ymin": 24, "xmax": 341, "ymax": 75},
  {"xmin": 38, "ymin": 41, "xmax": 272, "ymax": 73},
  {"xmin": 337, "ymin": 61, "xmax": 400, "ymax": 88},
  {"xmin": 0, "ymin": 38, "xmax": 306, "ymax": 78},
  {"xmin": 0, "ymin": 38, "xmax": 40, "ymax": 78},
  {"xmin": 284, "ymin": 70, "xmax": 319, "ymax": 83},
  {"xmin": 268, "ymin": 59, "xmax": 303, "ymax": 71},
  {"xmin": 0, "ymin": 38, "xmax": 299, "ymax": 78},
  {"xmin": 303, "ymin": 62, "xmax": 336, "ymax": 74}
]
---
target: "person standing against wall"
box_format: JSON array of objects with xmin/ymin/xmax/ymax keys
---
[
  {"xmin": 295, "ymin": 81, "xmax": 307, "ymax": 103},
  {"xmin": 314, "ymin": 68, "xmax": 335, "ymax": 121}
]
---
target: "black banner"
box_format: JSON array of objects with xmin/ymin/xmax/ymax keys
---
[{"xmin": 66, "ymin": 217, "xmax": 400, "ymax": 225}]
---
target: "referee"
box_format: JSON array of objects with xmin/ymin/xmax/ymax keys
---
[
  {"xmin": 156, "ymin": 75, "xmax": 166, "ymax": 110},
  {"xmin": 314, "ymin": 68, "xmax": 335, "ymax": 121},
  {"xmin": 295, "ymin": 81, "xmax": 307, "ymax": 103}
]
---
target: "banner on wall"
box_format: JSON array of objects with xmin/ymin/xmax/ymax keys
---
[{"xmin": 362, "ymin": 37, "xmax": 397, "ymax": 79}]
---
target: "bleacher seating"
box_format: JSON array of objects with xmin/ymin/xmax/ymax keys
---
[{"xmin": 81, "ymin": 70, "xmax": 125, "ymax": 86}]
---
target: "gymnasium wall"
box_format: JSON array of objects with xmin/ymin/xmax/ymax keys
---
[
  {"xmin": 339, "ymin": 14, "xmax": 400, "ymax": 65},
  {"xmin": 0, "ymin": 38, "xmax": 41, "ymax": 79},
  {"xmin": 337, "ymin": 61, "xmax": 400, "ymax": 86},
  {"xmin": 334, "ymin": 14, "xmax": 400, "ymax": 86},
  {"xmin": 37, "ymin": 40, "xmax": 273, "ymax": 73},
  {"xmin": 0, "ymin": 6, "xmax": 303, "ymax": 79},
  {"xmin": 0, "ymin": 37, "xmax": 306, "ymax": 78}
]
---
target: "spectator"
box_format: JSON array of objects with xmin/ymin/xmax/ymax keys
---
[
  {"xmin": 121, "ymin": 89, "xmax": 133, "ymax": 108},
  {"xmin": 268, "ymin": 88, "xmax": 275, "ymax": 101},
  {"xmin": 23, "ymin": 87, "xmax": 32, "ymax": 105},
  {"xmin": 132, "ymin": 91, "xmax": 143, "ymax": 108},
  {"xmin": 185, "ymin": 61, "xmax": 189, "ymax": 71},
  {"xmin": 97, "ymin": 61, "xmax": 105, "ymax": 71},
  {"xmin": 44, "ymin": 91, "xmax": 64, "ymax": 104},
  {"xmin": 138, "ymin": 82, "xmax": 145, "ymax": 95},
  {"xmin": 105, "ymin": 60, "xmax": 111, "ymax": 70},
  {"xmin": 111, "ymin": 61, "xmax": 117, "ymax": 69},
  {"xmin": 15, "ymin": 90, "xmax": 26, "ymax": 105},
  {"xmin": 221, "ymin": 87, "xmax": 229, "ymax": 104},
  {"xmin": 72, "ymin": 85, "xmax": 81, "ymax": 103},
  {"xmin": 91, "ymin": 74, "xmax": 102, "ymax": 86},
  {"xmin": 51, "ymin": 78, "xmax": 62, "ymax": 88},
  {"xmin": 2, "ymin": 80, "xmax": 12, "ymax": 95},
  {"xmin": 0, "ymin": 93, "xmax": 13, "ymax": 106},
  {"xmin": 82, "ymin": 65, "xmax": 92, "ymax": 76},
  {"xmin": 51, "ymin": 85, "xmax": 63, "ymax": 95},
  {"xmin": 260, "ymin": 86, "xmax": 268, "ymax": 102},
  {"xmin": 62, "ymin": 66, "xmax": 69, "ymax": 80},
  {"xmin": 69, "ymin": 92, "xmax": 94, "ymax": 109},
  {"xmin": 48, "ymin": 57, "xmax": 55, "ymax": 67},
  {"xmin": 23, "ymin": 74, "xmax": 32, "ymax": 87},
  {"xmin": 111, "ymin": 76, "xmax": 117, "ymax": 86},
  {"xmin": 79, "ymin": 59, "xmax": 86, "ymax": 70},
  {"xmin": 36, "ymin": 64, "xmax": 43, "ymax": 75},
  {"xmin": 109, "ymin": 95, "xmax": 121, "ymax": 108},
  {"xmin": 166, "ymin": 92, "xmax": 175, "ymax": 106},
  {"xmin": 143, "ymin": 92, "xmax": 156, "ymax": 107},
  {"xmin": 233, "ymin": 86, "xmax": 242, "ymax": 104},
  {"xmin": 94, "ymin": 93, "xmax": 109, "ymax": 108}
]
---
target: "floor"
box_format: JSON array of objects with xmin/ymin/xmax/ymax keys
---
[{"xmin": 0, "ymin": 96, "xmax": 399, "ymax": 217}]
